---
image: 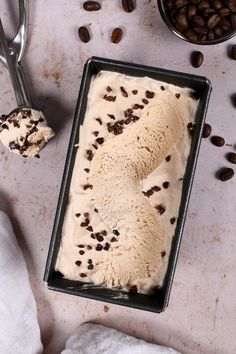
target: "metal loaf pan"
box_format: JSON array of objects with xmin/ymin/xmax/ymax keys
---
[{"xmin": 44, "ymin": 56, "xmax": 212, "ymax": 313}]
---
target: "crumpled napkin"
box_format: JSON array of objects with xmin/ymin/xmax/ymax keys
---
[{"xmin": 0, "ymin": 211, "xmax": 43, "ymax": 354}]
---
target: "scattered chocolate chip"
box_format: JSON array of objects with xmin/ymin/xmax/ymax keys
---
[
  {"xmin": 79, "ymin": 250, "xmax": 85, "ymax": 255},
  {"xmin": 147, "ymin": 189, "xmax": 154, "ymax": 197},
  {"xmin": 211, "ymin": 135, "xmax": 225, "ymax": 147},
  {"xmin": 96, "ymin": 234, "xmax": 104, "ymax": 242},
  {"xmin": 103, "ymin": 243, "xmax": 110, "ymax": 251},
  {"xmin": 218, "ymin": 167, "xmax": 234, "ymax": 181},
  {"xmin": 80, "ymin": 273, "xmax": 87, "ymax": 278},
  {"xmin": 132, "ymin": 90, "xmax": 138, "ymax": 95},
  {"xmin": 163, "ymin": 181, "xmax": 170, "ymax": 189},
  {"xmin": 124, "ymin": 108, "xmax": 133, "ymax": 117},
  {"xmin": 129, "ymin": 285, "xmax": 138, "ymax": 293},
  {"xmin": 125, "ymin": 117, "xmax": 132, "ymax": 125},
  {"xmin": 9, "ymin": 141, "xmax": 20, "ymax": 150},
  {"xmin": 120, "ymin": 86, "xmax": 128, "ymax": 97},
  {"xmin": 111, "ymin": 237, "xmax": 118, "ymax": 242},
  {"xmin": 165, "ymin": 155, "xmax": 171, "ymax": 162},
  {"xmin": 155, "ymin": 204, "xmax": 166, "ymax": 215},
  {"xmin": 92, "ymin": 144, "xmax": 98, "ymax": 150},
  {"xmin": 80, "ymin": 222, "xmax": 87, "ymax": 227},
  {"xmin": 108, "ymin": 114, "xmax": 115, "ymax": 120},
  {"xmin": 88, "ymin": 259, "xmax": 92, "ymax": 264},
  {"xmin": 111, "ymin": 28, "xmax": 123, "ymax": 43},
  {"xmin": 103, "ymin": 94, "xmax": 116, "ymax": 102},
  {"xmin": 85, "ymin": 217, "xmax": 90, "ymax": 224},
  {"xmin": 93, "ymin": 131, "xmax": 99, "ymax": 137},
  {"xmin": 132, "ymin": 104, "xmax": 140, "ymax": 110},
  {"xmin": 94, "ymin": 208, "xmax": 99, "ymax": 213},
  {"xmin": 106, "ymin": 86, "xmax": 112, "ymax": 92},
  {"xmin": 83, "ymin": 184, "xmax": 93, "ymax": 190},
  {"xmin": 95, "ymin": 118, "xmax": 102, "ymax": 125},
  {"xmin": 78, "ymin": 26, "xmax": 90, "ymax": 43},
  {"xmin": 75, "ymin": 213, "xmax": 81, "ymax": 217},
  {"xmin": 202, "ymin": 123, "xmax": 212, "ymax": 138},
  {"xmin": 84, "ymin": 212, "xmax": 89, "ymax": 217},
  {"xmin": 78, "ymin": 245, "xmax": 85, "ymax": 248},
  {"xmin": 161, "ymin": 250, "xmax": 166, "ymax": 258},
  {"xmin": 91, "ymin": 233, "xmax": 95, "ymax": 239},
  {"xmin": 142, "ymin": 98, "xmax": 149, "ymax": 104},
  {"xmin": 227, "ymin": 152, "xmax": 236, "ymax": 164},
  {"xmin": 146, "ymin": 90, "xmax": 155, "ymax": 99},
  {"xmin": 87, "ymin": 226, "xmax": 93, "ymax": 232},
  {"xmin": 122, "ymin": 0, "xmax": 135, "ymax": 13},
  {"xmin": 83, "ymin": 1, "xmax": 101, "ymax": 11},
  {"xmin": 113, "ymin": 230, "xmax": 120, "ymax": 236},
  {"xmin": 87, "ymin": 245, "xmax": 92, "ymax": 250},
  {"xmin": 96, "ymin": 244, "xmax": 103, "ymax": 251},
  {"xmin": 1, "ymin": 124, "xmax": 9, "ymax": 130},
  {"xmin": 101, "ymin": 230, "xmax": 107, "ymax": 236},
  {"xmin": 84, "ymin": 168, "xmax": 90, "ymax": 173},
  {"xmin": 75, "ymin": 260, "xmax": 82, "ymax": 267},
  {"xmin": 96, "ymin": 137, "xmax": 104, "ymax": 145},
  {"xmin": 160, "ymin": 86, "xmax": 165, "ymax": 91},
  {"xmin": 175, "ymin": 93, "xmax": 181, "ymax": 99},
  {"xmin": 88, "ymin": 264, "xmax": 94, "ymax": 270},
  {"xmin": 152, "ymin": 186, "xmax": 161, "ymax": 192},
  {"xmin": 170, "ymin": 217, "xmax": 176, "ymax": 225}
]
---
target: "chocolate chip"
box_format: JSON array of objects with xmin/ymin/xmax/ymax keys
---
[
  {"xmin": 227, "ymin": 152, "xmax": 236, "ymax": 164},
  {"xmin": 93, "ymin": 131, "xmax": 99, "ymax": 137},
  {"xmin": 124, "ymin": 108, "xmax": 133, "ymax": 117},
  {"xmin": 9, "ymin": 141, "xmax": 20, "ymax": 150},
  {"xmin": 228, "ymin": 0, "xmax": 236, "ymax": 12},
  {"xmin": 163, "ymin": 181, "xmax": 170, "ymax": 189},
  {"xmin": 95, "ymin": 118, "xmax": 102, "ymax": 125},
  {"xmin": 96, "ymin": 137, "xmax": 104, "ymax": 145},
  {"xmin": 84, "ymin": 168, "xmax": 90, "ymax": 173},
  {"xmin": 161, "ymin": 250, "xmax": 166, "ymax": 258},
  {"xmin": 75, "ymin": 260, "xmax": 82, "ymax": 266},
  {"xmin": 147, "ymin": 189, "xmax": 153, "ymax": 197},
  {"xmin": 83, "ymin": 184, "xmax": 93, "ymax": 190},
  {"xmin": 96, "ymin": 234, "xmax": 104, "ymax": 242},
  {"xmin": 155, "ymin": 204, "xmax": 166, "ymax": 215},
  {"xmin": 146, "ymin": 90, "xmax": 155, "ymax": 99},
  {"xmin": 88, "ymin": 259, "xmax": 92, "ymax": 264},
  {"xmin": 111, "ymin": 237, "xmax": 118, "ymax": 242},
  {"xmin": 129, "ymin": 285, "xmax": 138, "ymax": 293},
  {"xmin": 111, "ymin": 28, "xmax": 123, "ymax": 43},
  {"xmin": 125, "ymin": 117, "xmax": 132, "ymax": 125},
  {"xmin": 218, "ymin": 167, "xmax": 234, "ymax": 181},
  {"xmin": 152, "ymin": 186, "xmax": 161, "ymax": 192},
  {"xmin": 87, "ymin": 245, "xmax": 92, "ymax": 250},
  {"xmin": 80, "ymin": 273, "xmax": 87, "ymax": 278},
  {"xmin": 90, "ymin": 233, "xmax": 95, "ymax": 239},
  {"xmin": 101, "ymin": 230, "xmax": 107, "ymax": 236},
  {"xmin": 88, "ymin": 264, "xmax": 94, "ymax": 270},
  {"xmin": 108, "ymin": 114, "xmax": 115, "ymax": 120},
  {"xmin": 165, "ymin": 155, "xmax": 171, "ymax": 162},
  {"xmin": 92, "ymin": 144, "xmax": 98, "ymax": 150},
  {"xmin": 103, "ymin": 94, "xmax": 116, "ymax": 102},
  {"xmin": 85, "ymin": 218, "xmax": 90, "ymax": 224},
  {"xmin": 79, "ymin": 250, "xmax": 85, "ymax": 256},
  {"xmin": 75, "ymin": 213, "xmax": 81, "ymax": 217},
  {"xmin": 94, "ymin": 208, "xmax": 99, "ymax": 213},
  {"xmin": 87, "ymin": 226, "xmax": 93, "ymax": 232},
  {"xmin": 78, "ymin": 245, "xmax": 85, "ymax": 248},
  {"xmin": 142, "ymin": 98, "xmax": 149, "ymax": 104},
  {"xmin": 106, "ymin": 86, "xmax": 112, "ymax": 92},
  {"xmin": 80, "ymin": 222, "xmax": 87, "ymax": 227},
  {"xmin": 211, "ymin": 135, "xmax": 225, "ymax": 147},
  {"xmin": 170, "ymin": 217, "xmax": 176, "ymax": 224},
  {"xmin": 120, "ymin": 86, "xmax": 128, "ymax": 97},
  {"xmin": 96, "ymin": 244, "xmax": 103, "ymax": 251},
  {"xmin": 103, "ymin": 243, "xmax": 110, "ymax": 251},
  {"xmin": 113, "ymin": 230, "xmax": 120, "ymax": 236},
  {"xmin": 84, "ymin": 212, "xmax": 89, "ymax": 217},
  {"xmin": 83, "ymin": 1, "xmax": 101, "ymax": 11},
  {"xmin": 175, "ymin": 93, "xmax": 181, "ymax": 99},
  {"xmin": 132, "ymin": 90, "xmax": 138, "ymax": 95},
  {"xmin": 160, "ymin": 86, "xmax": 165, "ymax": 91},
  {"xmin": 202, "ymin": 123, "xmax": 212, "ymax": 138}
]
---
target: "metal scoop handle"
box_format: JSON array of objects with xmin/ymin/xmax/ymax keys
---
[{"xmin": 0, "ymin": 18, "xmax": 31, "ymax": 107}]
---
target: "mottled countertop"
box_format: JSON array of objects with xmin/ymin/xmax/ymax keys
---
[{"xmin": 0, "ymin": 1, "xmax": 236, "ymax": 353}]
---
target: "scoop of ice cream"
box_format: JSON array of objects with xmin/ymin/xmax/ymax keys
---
[
  {"xmin": 0, "ymin": 108, "xmax": 55, "ymax": 158},
  {"xmin": 89, "ymin": 99, "xmax": 185, "ymax": 288}
]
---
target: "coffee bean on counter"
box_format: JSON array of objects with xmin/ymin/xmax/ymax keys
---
[
  {"xmin": 211, "ymin": 135, "xmax": 225, "ymax": 147},
  {"xmin": 227, "ymin": 152, "xmax": 236, "ymax": 164},
  {"xmin": 191, "ymin": 51, "xmax": 204, "ymax": 68},
  {"xmin": 78, "ymin": 26, "xmax": 90, "ymax": 43},
  {"xmin": 122, "ymin": 0, "xmax": 135, "ymax": 13},
  {"xmin": 83, "ymin": 1, "xmax": 101, "ymax": 11},
  {"xmin": 218, "ymin": 167, "xmax": 234, "ymax": 181},
  {"xmin": 111, "ymin": 28, "xmax": 123, "ymax": 43},
  {"xmin": 202, "ymin": 123, "xmax": 212, "ymax": 138},
  {"xmin": 231, "ymin": 44, "xmax": 236, "ymax": 59}
]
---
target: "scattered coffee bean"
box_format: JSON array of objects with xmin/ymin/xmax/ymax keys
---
[
  {"xmin": 79, "ymin": 250, "xmax": 85, "ymax": 255},
  {"xmin": 170, "ymin": 217, "xmax": 176, "ymax": 225},
  {"xmin": 231, "ymin": 44, "xmax": 236, "ymax": 59},
  {"xmin": 191, "ymin": 51, "xmax": 204, "ymax": 68},
  {"xmin": 78, "ymin": 26, "xmax": 90, "ymax": 43},
  {"xmin": 132, "ymin": 90, "xmax": 138, "ymax": 95},
  {"xmin": 202, "ymin": 123, "xmax": 212, "ymax": 138},
  {"xmin": 155, "ymin": 204, "xmax": 166, "ymax": 215},
  {"xmin": 163, "ymin": 181, "xmax": 170, "ymax": 189},
  {"xmin": 218, "ymin": 167, "xmax": 234, "ymax": 181},
  {"xmin": 95, "ymin": 118, "xmax": 102, "ymax": 125},
  {"xmin": 96, "ymin": 244, "xmax": 103, "ymax": 251},
  {"xmin": 165, "ymin": 155, "xmax": 171, "ymax": 161},
  {"xmin": 122, "ymin": 0, "xmax": 135, "ymax": 12},
  {"xmin": 103, "ymin": 94, "xmax": 116, "ymax": 101},
  {"xmin": 85, "ymin": 217, "xmax": 90, "ymax": 224},
  {"xmin": 211, "ymin": 135, "xmax": 225, "ymax": 147},
  {"xmin": 93, "ymin": 131, "xmax": 99, "ymax": 137},
  {"xmin": 83, "ymin": 1, "xmax": 101, "ymax": 11},
  {"xmin": 75, "ymin": 213, "xmax": 81, "ymax": 217},
  {"xmin": 111, "ymin": 28, "xmax": 123, "ymax": 43},
  {"xmin": 80, "ymin": 273, "xmax": 87, "ymax": 278},
  {"xmin": 227, "ymin": 152, "xmax": 236, "ymax": 164},
  {"xmin": 75, "ymin": 261, "xmax": 82, "ymax": 267}
]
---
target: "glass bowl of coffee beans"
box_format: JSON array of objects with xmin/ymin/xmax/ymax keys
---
[{"xmin": 158, "ymin": 0, "xmax": 236, "ymax": 45}]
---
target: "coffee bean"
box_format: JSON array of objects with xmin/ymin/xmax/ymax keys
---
[
  {"xmin": 218, "ymin": 8, "xmax": 230, "ymax": 17},
  {"xmin": 231, "ymin": 44, "xmax": 236, "ymax": 59},
  {"xmin": 218, "ymin": 167, "xmax": 234, "ymax": 181},
  {"xmin": 184, "ymin": 28, "xmax": 198, "ymax": 41},
  {"xmin": 212, "ymin": 0, "xmax": 223, "ymax": 10},
  {"xmin": 192, "ymin": 15, "xmax": 205, "ymax": 26},
  {"xmin": 176, "ymin": 13, "xmax": 189, "ymax": 29},
  {"xmin": 202, "ymin": 123, "xmax": 212, "ymax": 138},
  {"xmin": 194, "ymin": 26, "xmax": 208, "ymax": 34},
  {"xmin": 198, "ymin": 0, "xmax": 210, "ymax": 11},
  {"xmin": 207, "ymin": 14, "xmax": 220, "ymax": 29},
  {"xmin": 78, "ymin": 26, "xmax": 90, "ymax": 43},
  {"xmin": 187, "ymin": 5, "xmax": 197, "ymax": 19},
  {"xmin": 83, "ymin": 1, "xmax": 101, "ymax": 11},
  {"xmin": 207, "ymin": 30, "xmax": 215, "ymax": 40},
  {"xmin": 203, "ymin": 8, "xmax": 216, "ymax": 17},
  {"xmin": 230, "ymin": 13, "xmax": 236, "ymax": 29},
  {"xmin": 167, "ymin": 0, "xmax": 174, "ymax": 10},
  {"xmin": 191, "ymin": 0, "xmax": 201, "ymax": 4},
  {"xmin": 111, "ymin": 28, "xmax": 123, "ymax": 43},
  {"xmin": 227, "ymin": 152, "xmax": 236, "ymax": 164},
  {"xmin": 175, "ymin": 0, "xmax": 188, "ymax": 9},
  {"xmin": 211, "ymin": 135, "xmax": 225, "ymax": 147},
  {"xmin": 228, "ymin": 0, "xmax": 236, "ymax": 13},
  {"xmin": 191, "ymin": 51, "xmax": 204, "ymax": 68},
  {"xmin": 122, "ymin": 0, "xmax": 135, "ymax": 12},
  {"xmin": 219, "ymin": 18, "xmax": 230, "ymax": 31},
  {"xmin": 214, "ymin": 26, "xmax": 224, "ymax": 36}
]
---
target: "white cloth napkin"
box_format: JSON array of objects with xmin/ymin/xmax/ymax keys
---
[
  {"xmin": 0, "ymin": 211, "xmax": 43, "ymax": 354},
  {"xmin": 0, "ymin": 210, "xmax": 181, "ymax": 354},
  {"xmin": 62, "ymin": 323, "xmax": 181, "ymax": 354}
]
